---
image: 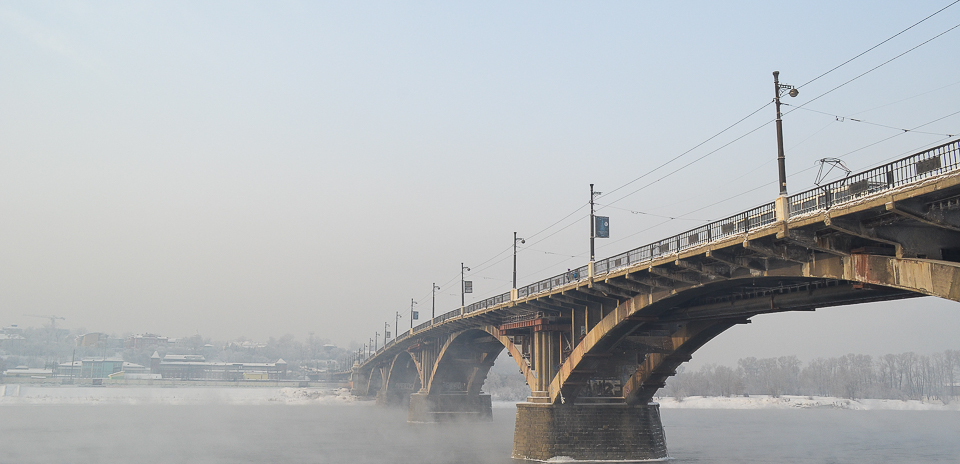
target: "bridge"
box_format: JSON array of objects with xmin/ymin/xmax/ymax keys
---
[{"xmin": 347, "ymin": 139, "xmax": 960, "ymax": 461}]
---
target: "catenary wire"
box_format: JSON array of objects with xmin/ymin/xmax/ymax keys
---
[{"xmin": 796, "ymin": 0, "xmax": 960, "ymax": 90}]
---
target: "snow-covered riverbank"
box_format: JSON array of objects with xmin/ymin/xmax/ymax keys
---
[
  {"xmin": 654, "ymin": 394, "xmax": 960, "ymax": 411},
  {"xmin": 0, "ymin": 385, "xmax": 358, "ymax": 405},
  {"xmin": 4, "ymin": 385, "xmax": 958, "ymax": 411}
]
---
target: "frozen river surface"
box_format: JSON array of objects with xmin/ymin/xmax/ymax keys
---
[{"xmin": 1, "ymin": 391, "xmax": 959, "ymax": 463}]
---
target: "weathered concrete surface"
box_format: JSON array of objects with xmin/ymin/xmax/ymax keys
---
[
  {"xmin": 406, "ymin": 392, "xmax": 492, "ymax": 423},
  {"xmin": 512, "ymin": 402, "xmax": 667, "ymax": 462}
]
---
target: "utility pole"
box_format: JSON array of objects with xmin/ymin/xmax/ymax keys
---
[
  {"xmin": 773, "ymin": 71, "xmax": 798, "ymax": 196},
  {"xmin": 375, "ymin": 332, "xmax": 379, "ymax": 351},
  {"xmin": 432, "ymin": 283, "xmax": 440, "ymax": 320},
  {"xmin": 409, "ymin": 299, "xmax": 417, "ymax": 329},
  {"xmin": 513, "ymin": 232, "xmax": 525, "ymax": 289},
  {"xmin": 589, "ymin": 184, "xmax": 601, "ymax": 261},
  {"xmin": 461, "ymin": 263, "xmax": 471, "ymax": 308},
  {"xmin": 395, "ymin": 311, "xmax": 401, "ymax": 339}
]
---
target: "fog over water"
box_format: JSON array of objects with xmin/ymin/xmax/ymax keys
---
[{"xmin": 2, "ymin": 403, "xmax": 959, "ymax": 463}]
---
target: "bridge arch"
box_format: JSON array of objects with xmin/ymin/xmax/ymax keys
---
[
  {"xmin": 381, "ymin": 351, "xmax": 421, "ymax": 404},
  {"xmin": 426, "ymin": 327, "xmax": 537, "ymax": 397},
  {"xmin": 360, "ymin": 365, "xmax": 383, "ymax": 397},
  {"xmin": 548, "ymin": 255, "xmax": 960, "ymax": 405}
]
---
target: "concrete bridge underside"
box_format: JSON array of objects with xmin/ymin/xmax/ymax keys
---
[{"xmin": 351, "ymin": 148, "xmax": 960, "ymax": 461}]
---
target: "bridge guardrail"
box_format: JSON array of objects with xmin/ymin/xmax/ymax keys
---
[
  {"xmin": 788, "ymin": 139, "xmax": 960, "ymax": 217},
  {"xmin": 518, "ymin": 264, "xmax": 589, "ymax": 299},
  {"xmin": 464, "ymin": 291, "xmax": 512, "ymax": 314},
  {"xmin": 592, "ymin": 202, "xmax": 777, "ymax": 277},
  {"xmin": 514, "ymin": 201, "xmax": 777, "ymax": 299},
  {"xmin": 413, "ymin": 320, "xmax": 431, "ymax": 332}
]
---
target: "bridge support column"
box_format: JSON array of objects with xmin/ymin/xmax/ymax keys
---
[
  {"xmin": 376, "ymin": 388, "xmax": 409, "ymax": 407},
  {"xmin": 407, "ymin": 392, "xmax": 492, "ymax": 422},
  {"xmin": 350, "ymin": 369, "xmax": 369, "ymax": 397},
  {"xmin": 512, "ymin": 402, "xmax": 668, "ymax": 462}
]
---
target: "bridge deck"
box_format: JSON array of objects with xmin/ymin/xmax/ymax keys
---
[{"xmin": 354, "ymin": 139, "xmax": 960, "ymax": 372}]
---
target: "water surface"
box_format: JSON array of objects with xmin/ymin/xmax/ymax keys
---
[{"xmin": 2, "ymin": 404, "xmax": 958, "ymax": 463}]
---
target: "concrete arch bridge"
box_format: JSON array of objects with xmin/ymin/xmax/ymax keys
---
[{"xmin": 350, "ymin": 140, "xmax": 960, "ymax": 461}]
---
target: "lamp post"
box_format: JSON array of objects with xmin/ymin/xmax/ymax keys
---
[
  {"xmin": 589, "ymin": 184, "xmax": 601, "ymax": 261},
  {"xmin": 375, "ymin": 332, "xmax": 379, "ymax": 352},
  {"xmin": 409, "ymin": 298, "xmax": 417, "ymax": 329},
  {"xmin": 461, "ymin": 263, "xmax": 471, "ymax": 307},
  {"xmin": 513, "ymin": 232, "xmax": 525, "ymax": 289},
  {"xmin": 432, "ymin": 283, "xmax": 440, "ymax": 320},
  {"xmin": 773, "ymin": 71, "xmax": 798, "ymax": 196},
  {"xmin": 395, "ymin": 311, "xmax": 401, "ymax": 339}
]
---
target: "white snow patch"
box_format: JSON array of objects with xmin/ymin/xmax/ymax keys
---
[
  {"xmin": 655, "ymin": 395, "xmax": 960, "ymax": 411},
  {"xmin": 0, "ymin": 386, "xmax": 358, "ymax": 406}
]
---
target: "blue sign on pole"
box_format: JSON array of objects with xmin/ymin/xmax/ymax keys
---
[
  {"xmin": 412, "ymin": 311, "xmax": 419, "ymax": 320},
  {"xmin": 595, "ymin": 216, "xmax": 610, "ymax": 238}
]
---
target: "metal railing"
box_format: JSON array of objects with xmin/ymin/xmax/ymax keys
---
[
  {"xmin": 412, "ymin": 321, "xmax": 431, "ymax": 333},
  {"xmin": 361, "ymin": 139, "xmax": 960, "ymax": 366},
  {"xmin": 464, "ymin": 291, "xmax": 512, "ymax": 314},
  {"xmin": 788, "ymin": 139, "xmax": 960, "ymax": 217},
  {"xmin": 518, "ymin": 264, "xmax": 589, "ymax": 299}
]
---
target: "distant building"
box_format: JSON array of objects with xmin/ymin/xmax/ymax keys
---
[
  {"xmin": 80, "ymin": 358, "xmax": 124, "ymax": 379},
  {"xmin": 228, "ymin": 340, "xmax": 267, "ymax": 350},
  {"xmin": 76, "ymin": 333, "xmax": 107, "ymax": 347},
  {"xmin": 153, "ymin": 353, "xmax": 288, "ymax": 381},
  {"xmin": 56, "ymin": 361, "xmax": 82, "ymax": 378},
  {"xmin": 2, "ymin": 325, "xmax": 24, "ymax": 336},
  {"xmin": 2, "ymin": 366, "xmax": 54, "ymax": 380},
  {"xmin": 125, "ymin": 333, "xmax": 169, "ymax": 350},
  {"xmin": 0, "ymin": 325, "xmax": 25, "ymax": 353}
]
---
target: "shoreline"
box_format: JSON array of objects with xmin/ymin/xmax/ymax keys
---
[{"xmin": 3, "ymin": 385, "xmax": 959, "ymax": 411}]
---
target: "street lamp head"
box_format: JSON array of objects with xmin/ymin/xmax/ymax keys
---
[
  {"xmin": 789, "ymin": 88, "xmax": 799, "ymax": 98},
  {"xmin": 520, "ymin": 238, "xmax": 525, "ymax": 244}
]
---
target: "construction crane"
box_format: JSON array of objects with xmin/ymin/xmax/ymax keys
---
[{"xmin": 24, "ymin": 314, "xmax": 65, "ymax": 331}]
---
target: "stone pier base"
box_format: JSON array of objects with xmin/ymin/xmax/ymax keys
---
[
  {"xmin": 376, "ymin": 389, "xmax": 412, "ymax": 407},
  {"xmin": 512, "ymin": 402, "xmax": 668, "ymax": 462},
  {"xmin": 407, "ymin": 392, "xmax": 493, "ymax": 422}
]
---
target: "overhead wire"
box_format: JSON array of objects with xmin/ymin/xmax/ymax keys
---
[
  {"xmin": 599, "ymin": 102, "xmax": 771, "ymax": 200},
  {"xmin": 601, "ymin": 118, "xmax": 775, "ymax": 207},
  {"xmin": 796, "ymin": 0, "xmax": 960, "ymax": 90},
  {"xmin": 384, "ymin": 3, "xmax": 960, "ymax": 331},
  {"xmin": 788, "ymin": 20, "xmax": 960, "ymax": 113},
  {"xmin": 783, "ymin": 104, "xmax": 957, "ymax": 137},
  {"xmin": 849, "ymin": 78, "xmax": 960, "ymax": 116},
  {"xmin": 595, "ymin": 110, "xmax": 960, "ymax": 255}
]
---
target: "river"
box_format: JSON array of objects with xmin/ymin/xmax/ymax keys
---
[{"xmin": 1, "ymin": 402, "xmax": 958, "ymax": 463}]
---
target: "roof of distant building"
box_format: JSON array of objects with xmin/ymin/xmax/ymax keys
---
[{"xmin": 162, "ymin": 354, "xmax": 205, "ymax": 362}]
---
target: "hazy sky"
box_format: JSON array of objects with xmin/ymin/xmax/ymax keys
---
[{"xmin": 2, "ymin": 1, "xmax": 959, "ymax": 365}]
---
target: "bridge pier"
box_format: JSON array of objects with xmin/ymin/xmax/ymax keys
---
[
  {"xmin": 512, "ymin": 401, "xmax": 668, "ymax": 462},
  {"xmin": 376, "ymin": 389, "xmax": 410, "ymax": 407},
  {"xmin": 407, "ymin": 392, "xmax": 493, "ymax": 422},
  {"xmin": 349, "ymin": 369, "xmax": 369, "ymax": 397}
]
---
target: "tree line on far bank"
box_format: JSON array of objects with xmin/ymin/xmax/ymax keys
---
[{"xmin": 662, "ymin": 350, "xmax": 960, "ymax": 402}]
